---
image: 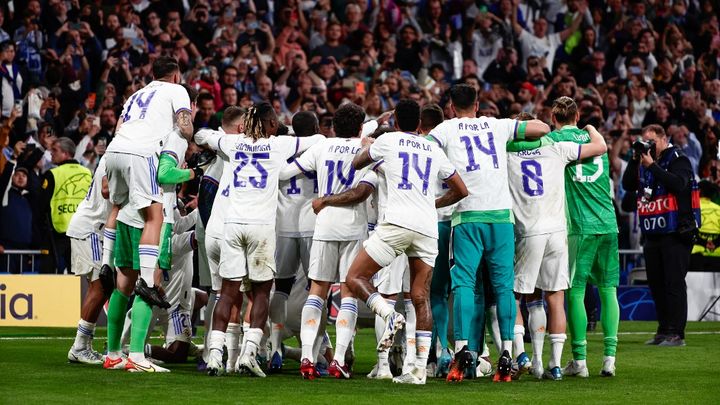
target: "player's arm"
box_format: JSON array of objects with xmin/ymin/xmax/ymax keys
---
[
  {"xmin": 175, "ymin": 108, "xmax": 194, "ymax": 141},
  {"xmin": 517, "ymin": 119, "xmax": 551, "ymax": 140},
  {"xmin": 436, "ymin": 172, "xmax": 468, "ymax": 208},
  {"xmin": 312, "ymin": 182, "xmax": 375, "ymax": 214},
  {"xmin": 577, "ymin": 124, "xmax": 608, "ymax": 159},
  {"xmin": 293, "ymin": 134, "xmax": 325, "ymax": 154},
  {"xmin": 279, "ymin": 161, "xmax": 304, "ymax": 181},
  {"xmin": 157, "ymin": 153, "xmax": 199, "ymax": 185},
  {"xmin": 194, "ymin": 129, "xmax": 230, "ymax": 160},
  {"xmin": 101, "ymin": 176, "xmax": 109, "ymax": 200}
]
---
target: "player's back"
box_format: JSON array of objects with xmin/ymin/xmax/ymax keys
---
[
  {"xmin": 108, "ymin": 81, "xmax": 190, "ymax": 157},
  {"xmin": 298, "ymin": 137, "xmax": 372, "ymax": 241},
  {"xmin": 429, "ymin": 116, "xmax": 517, "ymax": 214},
  {"xmin": 370, "ymin": 131, "xmax": 455, "ymax": 239},
  {"xmin": 205, "ymin": 158, "xmax": 233, "ymax": 239},
  {"xmin": 507, "ymin": 138, "xmax": 580, "ymax": 236},
  {"xmin": 277, "ymin": 171, "xmax": 317, "ymax": 238},
  {"xmin": 220, "ymin": 134, "xmax": 298, "ymax": 225},
  {"xmin": 548, "ymin": 126, "xmax": 618, "ymax": 234},
  {"xmin": 66, "ymin": 156, "xmax": 112, "ymax": 239}
]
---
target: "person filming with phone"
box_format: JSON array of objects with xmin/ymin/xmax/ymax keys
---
[{"xmin": 621, "ymin": 124, "xmax": 700, "ymax": 347}]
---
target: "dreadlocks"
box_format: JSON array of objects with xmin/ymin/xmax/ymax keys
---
[{"xmin": 243, "ymin": 102, "xmax": 278, "ymax": 141}]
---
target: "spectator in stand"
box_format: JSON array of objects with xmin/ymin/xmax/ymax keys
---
[
  {"xmin": 0, "ymin": 141, "xmax": 34, "ymax": 273},
  {"xmin": 194, "ymin": 92, "xmax": 221, "ymax": 130}
]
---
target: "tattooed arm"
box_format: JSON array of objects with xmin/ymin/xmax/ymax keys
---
[{"xmin": 176, "ymin": 109, "xmax": 194, "ymax": 141}]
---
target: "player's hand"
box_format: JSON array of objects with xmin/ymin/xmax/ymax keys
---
[
  {"xmin": 640, "ymin": 151, "xmax": 654, "ymax": 168},
  {"xmin": 311, "ymin": 198, "xmax": 326, "ymax": 214},
  {"xmin": 185, "ymin": 194, "xmax": 198, "ymax": 210},
  {"xmin": 361, "ymin": 136, "xmax": 375, "ymax": 147},
  {"xmin": 583, "ymin": 124, "xmax": 597, "ymax": 133},
  {"xmin": 376, "ymin": 110, "xmax": 394, "ymax": 125}
]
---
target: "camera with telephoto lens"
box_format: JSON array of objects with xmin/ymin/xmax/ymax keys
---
[{"xmin": 632, "ymin": 139, "xmax": 656, "ymax": 156}]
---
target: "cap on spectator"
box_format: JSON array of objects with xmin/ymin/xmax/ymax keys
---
[
  {"xmin": 14, "ymin": 167, "xmax": 29, "ymax": 176},
  {"xmin": 520, "ymin": 82, "xmax": 538, "ymax": 97}
]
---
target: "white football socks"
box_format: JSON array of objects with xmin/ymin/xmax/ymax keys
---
[
  {"xmin": 300, "ymin": 295, "xmax": 324, "ymax": 361},
  {"xmin": 137, "ymin": 245, "xmax": 158, "ymax": 286},
  {"xmin": 528, "ymin": 300, "xmax": 547, "ymax": 365},
  {"xmin": 367, "ymin": 293, "xmax": 394, "ymax": 319},
  {"xmin": 73, "ymin": 319, "xmax": 95, "ymax": 351},
  {"xmin": 226, "ymin": 323, "xmax": 242, "ymax": 369},
  {"xmin": 549, "ymin": 333, "xmax": 566, "ymax": 369},
  {"xmin": 403, "ymin": 299, "xmax": 416, "ymax": 373},
  {"xmin": 269, "ymin": 290, "xmax": 289, "ymax": 356},
  {"xmin": 334, "ymin": 297, "xmax": 358, "ymax": 366},
  {"xmin": 414, "ymin": 331, "xmax": 432, "ymax": 371},
  {"xmin": 488, "ymin": 305, "xmax": 502, "ymax": 355},
  {"xmin": 513, "ymin": 324, "xmax": 525, "ymax": 357},
  {"xmin": 101, "ymin": 228, "xmax": 116, "ymax": 267}
]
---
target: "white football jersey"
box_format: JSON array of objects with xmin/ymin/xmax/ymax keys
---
[
  {"xmin": 366, "ymin": 162, "xmax": 387, "ymax": 229},
  {"xmin": 292, "ymin": 137, "xmax": 377, "ymax": 241},
  {"xmin": 508, "ymin": 140, "xmax": 581, "ymax": 236},
  {"xmin": 196, "ymin": 129, "xmax": 323, "ymax": 225},
  {"xmin": 429, "ymin": 117, "xmax": 519, "ymax": 213},
  {"xmin": 66, "ymin": 156, "xmax": 112, "ymax": 239},
  {"xmin": 205, "ymin": 160, "xmax": 232, "ymax": 239},
  {"xmin": 368, "ymin": 131, "xmax": 456, "ymax": 238},
  {"xmin": 160, "ymin": 131, "xmax": 189, "ymax": 224},
  {"xmin": 107, "ymin": 81, "xmax": 191, "ymax": 157},
  {"xmin": 277, "ymin": 171, "xmax": 317, "ymax": 237}
]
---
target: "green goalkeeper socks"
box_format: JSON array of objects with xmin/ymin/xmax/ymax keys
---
[
  {"xmin": 599, "ymin": 287, "xmax": 619, "ymax": 357},
  {"xmin": 130, "ymin": 296, "xmax": 153, "ymax": 354},
  {"xmin": 107, "ymin": 290, "xmax": 130, "ymax": 353},
  {"xmin": 567, "ymin": 286, "xmax": 588, "ymax": 360}
]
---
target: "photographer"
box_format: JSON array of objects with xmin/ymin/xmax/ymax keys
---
[{"xmin": 622, "ymin": 124, "xmax": 700, "ymax": 347}]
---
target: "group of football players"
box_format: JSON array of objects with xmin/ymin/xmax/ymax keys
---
[{"xmin": 64, "ymin": 56, "xmax": 620, "ymax": 384}]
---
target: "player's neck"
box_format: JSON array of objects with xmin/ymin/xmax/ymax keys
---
[
  {"xmin": 558, "ymin": 122, "xmax": 578, "ymax": 129},
  {"xmin": 455, "ymin": 111, "xmax": 476, "ymax": 119}
]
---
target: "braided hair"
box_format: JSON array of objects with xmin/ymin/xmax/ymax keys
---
[
  {"xmin": 243, "ymin": 102, "xmax": 277, "ymax": 141},
  {"xmin": 551, "ymin": 96, "xmax": 578, "ymax": 125}
]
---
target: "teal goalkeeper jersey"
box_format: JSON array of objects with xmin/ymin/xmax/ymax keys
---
[{"xmin": 548, "ymin": 126, "xmax": 618, "ymax": 235}]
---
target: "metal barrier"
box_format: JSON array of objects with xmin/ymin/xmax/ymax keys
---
[
  {"xmin": 619, "ymin": 249, "xmax": 644, "ymax": 285},
  {"xmin": 1, "ymin": 249, "xmax": 48, "ymax": 273}
]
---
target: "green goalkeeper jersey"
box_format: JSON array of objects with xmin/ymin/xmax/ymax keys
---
[{"xmin": 548, "ymin": 125, "xmax": 618, "ymax": 235}]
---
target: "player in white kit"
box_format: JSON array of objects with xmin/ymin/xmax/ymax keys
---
[
  {"xmin": 507, "ymin": 112, "xmax": 608, "ymax": 380},
  {"xmin": 269, "ymin": 111, "xmax": 320, "ymax": 372},
  {"xmin": 427, "ymin": 84, "xmax": 550, "ymax": 382},
  {"xmin": 347, "ymin": 99, "xmax": 468, "ymax": 385},
  {"xmin": 195, "ymin": 102, "xmax": 324, "ymax": 377},
  {"xmin": 279, "ymin": 103, "xmax": 377, "ymax": 380},
  {"xmin": 102, "ymin": 57, "xmax": 193, "ymax": 372},
  {"xmin": 66, "ymin": 156, "xmax": 112, "ymax": 365}
]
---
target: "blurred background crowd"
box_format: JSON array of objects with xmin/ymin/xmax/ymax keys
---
[{"xmin": 1, "ymin": 0, "xmax": 720, "ymax": 272}]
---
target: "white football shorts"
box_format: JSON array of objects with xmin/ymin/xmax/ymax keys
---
[
  {"xmin": 513, "ymin": 231, "xmax": 569, "ymax": 294},
  {"xmin": 364, "ymin": 223, "xmax": 438, "ymax": 268},
  {"xmin": 70, "ymin": 233, "xmax": 102, "ymax": 281},
  {"xmin": 308, "ymin": 240, "xmax": 362, "ymax": 283},
  {"xmin": 105, "ymin": 151, "xmax": 162, "ymax": 210},
  {"xmin": 219, "ymin": 223, "xmax": 276, "ymax": 283}
]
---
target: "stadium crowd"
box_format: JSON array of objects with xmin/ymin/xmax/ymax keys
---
[{"xmin": 1, "ymin": 0, "xmax": 720, "ymax": 268}]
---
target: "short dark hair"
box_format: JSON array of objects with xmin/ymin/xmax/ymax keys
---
[
  {"xmin": 197, "ymin": 92, "xmax": 214, "ymax": 105},
  {"xmin": 369, "ymin": 126, "xmax": 395, "ymax": 139},
  {"xmin": 222, "ymin": 106, "xmax": 245, "ymax": 128},
  {"xmin": 333, "ymin": 103, "xmax": 365, "ymax": 138},
  {"xmin": 152, "ymin": 56, "xmax": 180, "ymax": 79},
  {"xmin": 394, "ymin": 99, "xmax": 420, "ymax": 132},
  {"xmin": 450, "ymin": 84, "xmax": 477, "ymax": 111},
  {"xmin": 419, "ymin": 103, "xmax": 444, "ymax": 131},
  {"xmin": 514, "ymin": 112, "xmax": 536, "ymax": 121},
  {"xmin": 642, "ymin": 124, "xmax": 666, "ymax": 138},
  {"xmin": 0, "ymin": 41, "xmax": 15, "ymax": 52},
  {"xmin": 551, "ymin": 96, "xmax": 578, "ymax": 125},
  {"xmin": 182, "ymin": 83, "xmax": 199, "ymax": 104},
  {"xmin": 292, "ymin": 111, "xmax": 319, "ymax": 138}
]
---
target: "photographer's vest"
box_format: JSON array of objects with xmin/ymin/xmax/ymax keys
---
[
  {"xmin": 49, "ymin": 163, "xmax": 92, "ymax": 233},
  {"xmin": 637, "ymin": 147, "xmax": 701, "ymax": 234}
]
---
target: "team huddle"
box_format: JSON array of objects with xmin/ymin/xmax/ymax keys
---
[{"xmin": 64, "ymin": 57, "xmax": 620, "ymax": 384}]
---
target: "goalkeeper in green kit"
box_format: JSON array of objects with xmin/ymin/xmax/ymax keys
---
[{"xmin": 549, "ymin": 97, "xmax": 619, "ymax": 377}]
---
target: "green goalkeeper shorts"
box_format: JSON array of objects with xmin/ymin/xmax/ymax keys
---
[
  {"xmin": 114, "ymin": 220, "xmax": 142, "ymax": 270},
  {"xmin": 158, "ymin": 222, "xmax": 173, "ymax": 271},
  {"xmin": 568, "ymin": 233, "xmax": 619, "ymax": 288}
]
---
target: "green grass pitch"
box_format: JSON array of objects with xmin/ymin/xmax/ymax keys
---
[{"xmin": 1, "ymin": 321, "xmax": 719, "ymax": 404}]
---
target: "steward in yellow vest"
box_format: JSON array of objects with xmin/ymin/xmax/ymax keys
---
[{"xmin": 39, "ymin": 137, "xmax": 91, "ymax": 273}]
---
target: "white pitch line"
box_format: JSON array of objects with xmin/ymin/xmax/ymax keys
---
[{"xmin": 1, "ymin": 331, "xmax": 719, "ymax": 341}]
